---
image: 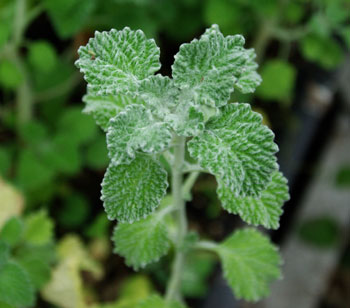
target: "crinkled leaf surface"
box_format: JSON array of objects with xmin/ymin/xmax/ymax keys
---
[
  {"xmin": 140, "ymin": 75, "xmax": 205, "ymax": 136},
  {"xmin": 107, "ymin": 104, "xmax": 172, "ymax": 165},
  {"xmin": 101, "ymin": 155, "xmax": 168, "ymax": 222},
  {"xmin": 136, "ymin": 295, "xmax": 186, "ymax": 308},
  {"xmin": 172, "ymin": 24, "xmax": 261, "ymax": 108},
  {"xmin": 139, "ymin": 75, "xmax": 179, "ymax": 118},
  {"xmin": 76, "ymin": 27, "xmax": 160, "ymax": 96},
  {"xmin": 216, "ymin": 229, "xmax": 281, "ymax": 301},
  {"xmin": 218, "ymin": 171, "xmax": 290, "ymax": 229},
  {"xmin": 113, "ymin": 213, "xmax": 171, "ymax": 270},
  {"xmin": 83, "ymin": 93, "xmax": 144, "ymax": 132},
  {"xmin": 0, "ymin": 261, "xmax": 35, "ymax": 307},
  {"xmin": 188, "ymin": 103, "xmax": 278, "ymax": 197}
]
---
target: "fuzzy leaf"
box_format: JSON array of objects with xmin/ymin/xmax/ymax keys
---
[
  {"xmin": 140, "ymin": 75, "xmax": 205, "ymax": 136},
  {"xmin": 101, "ymin": 155, "xmax": 168, "ymax": 222},
  {"xmin": 188, "ymin": 103, "xmax": 278, "ymax": 197},
  {"xmin": 172, "ymin": 24, "xmax": 261, "ymax": 108},
  {"xmin": 83, "ymin": 93, "xmax": 144, "ymax": 132},
  {"xmin": 136, "ymin": 295, "xmax": 186, "ymax": 308},
  {"xmin": 107, "ymin": 104, "xmax": 172, "ymax": 165},
  {"xmin": 0, "ymin": 262, "xmax": 35, "ymax": 307},
  {"xmin": 75, "ymin": 27, "xmax": 160, "ymax": 96},
  {"xmin": 217, "ymin": 229, "xmax": 281, "ymax": 301},
  {"xmin": 113, "ymin": 214, "xmax": 171, "ymax": 270},
  {"xmin": 139, "ymin": 75, "xmax": 179, "ymax": 118},
  {"xmin": 218, "ymin": 171, "xmax": 290, "ymax": 229}
]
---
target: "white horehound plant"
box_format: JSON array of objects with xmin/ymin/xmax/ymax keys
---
[{"xmin": 75, "ymin": 25, "xmax": 290, "ymax": 307}]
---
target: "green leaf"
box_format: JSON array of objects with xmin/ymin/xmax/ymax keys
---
[
  {"xmin": 256, "ymin": 60, "xmax": 296, "ymax": 102},
  {"xmin": 24, "ymin": 211, "xmax": 54, "ymax": 246},
  {"xmin": 139, "ymin": 75, "xmax": 204, "ymax": 136},
  {"xmin": 58, "ymin": 106, "xmax": 98, "ymax": 144},
  {"xmin": 16, "ymin": 150, "xmax": 55, "ymax": 191},
  {"xmin": 188, "ymin": 103, "xmax": 278, "ymax": 197},
  {"xmin": 0, "ymin": 217, "xmax": 23, "ymax": 246},
  {"xmin": 216, "ymin": 229, "xmax": 282, "ymax": 301},
  {"xmin": 43, "ymin": 134, "xmax": 82, "ymax": 176},
  {"xmin": 107, "ymin": 104, "xmax": 172, "ymax": 165},
  {"xmin": 58, "ymin": 194, "xmax": 90, "ymax": 228},
  {"xmin": 28, "ymin": 41, "xmax": 57, "ymax": 73},
  {"xmin": 85, "ymin": 213, "xmax": 111, "ymax": 238},
  {"xmin": 44, "ymin": 0, "xmax": 96, "ymax": 38},
  {"xmin": 85, "ymin": 134, "xmax": 109, "ymax": 169},
  {"xmin": 16, "ymin": 256, "xmax": 51, "ymax": 289},
  {"xmin": 0, "ymin": 148, "xmax": 11, "ymax": 176},
  {"xmin": 139, "ymin": 75, "xmax": 179, "ymax": 118},
  {"xmin": 101, "ymin": 155, "xmax": 168, "ymax": 222},
  {"xmin": 136, "ymin": 295, "xmax": 186, "ymax": 308},
  {"xmin": 0, "ymin": 241, "xmax": 9, "ymax": 267},
  {"xmin": 113, "ymin": 213, "xmax": 171, "ymax": 270},
  {"xmin": 181, "ymin": 252, "xmax": 216, "ymax": 297},
  {"xmin": 0, "ymin": 23, "xmax": 11, "ymax": 48},
  {"xmin": 0, "ymin": 261, "xmax": 35, "ymax": 307},
  {"xmin": 172, "ymin": 24, "xmax": 261, "ymax": 108},
  {"xmin": 217, "ymin": 171, "xmax": 290, "ymax": 229},
  {"xmin": 298, "ymin": 216, "xmax": 340, "ymax": 248},
  {"xmin": 18, "ymin": 120, "xmax": 48, "ymax": 146},
  {"xmin": 83, "ymin": 93, "xmax": 144, "ymax": 132},
  {"xmin": 300, "ymin": 34, "xmax": 344, "ymax": 69},
  {"xmin": 0, "ymin": 60, "xmax": 22, "ymax": 89},
  {"xmin": 75, "ymin": 27, "xmax": 160, "ymax": 96}
]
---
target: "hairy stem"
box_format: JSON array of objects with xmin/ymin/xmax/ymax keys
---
[{"xmin": 165, "ymin": 135, "xmax": 187, "ymax": 302}]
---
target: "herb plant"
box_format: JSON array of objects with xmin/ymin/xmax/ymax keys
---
[{"xmin": 76, "ymin": 24, "xmax": 290, "ymax": 305}]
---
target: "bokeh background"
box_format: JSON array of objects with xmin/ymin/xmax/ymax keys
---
[{"xmin": 0, "ymin": 0, "xmax": 349, "ymax": 307}]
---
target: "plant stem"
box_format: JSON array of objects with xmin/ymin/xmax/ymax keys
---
[
  {"xmin": 165, "ymin": 135, "xmax": 187, "ymax": 302},
  {"xmin": 12, "ymin": 0, "xmax": 33, "ymax": 127}
]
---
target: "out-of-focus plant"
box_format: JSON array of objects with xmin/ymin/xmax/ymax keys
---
[
  {"xmin": 205, "ymin": 0, "xmax": 349, "ymax": 105},
  {"xmin": 75, "ymin": 25, "xmax": 290, "ymax": 305},
  {"xmin": 0, "ymin": 180, "xmax": 55, "ymax": 307}
]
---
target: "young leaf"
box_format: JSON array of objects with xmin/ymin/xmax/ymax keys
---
[
  {"xmin": 113, "ymin": 213, "xmax": 171, "ymax": 270},
  {"xmin": 23, "ymin": 211, "xmax": 54, "ymax": 246},
  {"xmin": 140, "ymin": 75, "xmax": 205, "ymax": 136},
  {"xmin": 139, "ymin": 75, "xmax": 179, "ymax": 115},
  {"xmin": 75, "ymin": 27, "xmax": 160, "ymax": 96},
  {"xmin": 136, "ymin": 295, "xmax": 186, "ymax": 308},
  {"xmin": 217, "ymin": 171, "xmax": 290, "ymax": 229},
  {"xmin": 188, "ymin": 103, "xmax": 278, "ymax": 197},
  {"xmin": 83, "ymin": 93, "xmax": 144, "ymax": 132},
  {"xmin": 0, "ymin": 261, "xmax": 35, "ymax": 307},
  {"xmin": 172, "ymin": 24, "xmax": 261, "ymax": 108},
  {"xmin": 216, "ymin": 229, "xmax": 281, "ymax": 301},
  {"xmin": 107, "ymin": 104, "xmax": 172, "ymax": 165},
  {"xmin": 101, "ymin": 155, "xmax": 168, "ymax": 222}
]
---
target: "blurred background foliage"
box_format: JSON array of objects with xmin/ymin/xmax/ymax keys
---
[{"xmin": 0, "ymin": 0, "xmax": 349, "ymax": 307}]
